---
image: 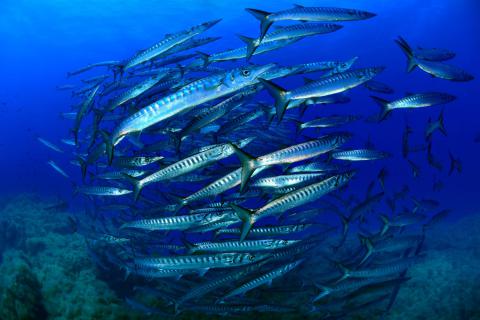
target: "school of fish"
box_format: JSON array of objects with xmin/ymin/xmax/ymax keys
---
[{"xmin": 38, "ymin": 3, "xmax": 474, "ymax": 319}]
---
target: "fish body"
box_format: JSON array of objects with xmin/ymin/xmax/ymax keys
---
[
  {"xmin": 332, "ymin": 149, "xmax": 389, "ymax": 161},
  {"xmin": 246, "ymin": 6, "xmax": 376, "ymax": 38}
]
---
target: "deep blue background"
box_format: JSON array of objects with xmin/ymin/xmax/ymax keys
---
[{"xmin": 0, "ymin": 0, "xmax": 478, "ymax": 215}]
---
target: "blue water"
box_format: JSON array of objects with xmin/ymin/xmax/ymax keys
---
[
  {"xmin": 0, "ymin": 0, "xmax": 479, "ymax": 318},
  {"xmin": 1, "ymin": 0, "xmax": 479, "ymax": 212}
]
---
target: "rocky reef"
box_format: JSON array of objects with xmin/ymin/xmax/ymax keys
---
[
  {"xmin": 0, "ymin": 194, "xmax": 479, "ymax": 319},
  {"xmin": 0, "ymin": 194, "xmax": 142, "ymax": 320}
]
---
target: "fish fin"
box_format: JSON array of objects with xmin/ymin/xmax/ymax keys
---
[
  {"xmin": 195, "ymin": 51, "xmax": 210, "ymax": 67},
  {"xmin": 448, "ymin": 151, "xmax": 455, "ymax": 176},
  {"xmin": 99, "ymin": 130, "xmax": 115, "ymax": 165},
  {"xmin": 245, "ymin": 8, "xmax": 272, "ymax": 39},
  {"xmin": 121, "ymin": 174, "xmax": 143, "ymax": 201},
  {"xmin": 395, "ymin": 36, "xmax": 417, "ymax": 73},
  {"xmin": 438, "ymin": 109, "xmax": 447, "ymax": 136},
  {"xmin": 229, "ymin": 143, "xmax": 257, "ymax": 192},
  {"xmin": 371, "ymin": 96, "xmax": 391, "ymax": 121},
  {"xmin": 181, "ymin": 237, "xmax": 196, "ymax": 253},
  {"xmin": 380, "ymin": 214, "xmax": 390, "ymax": 236},
  {"xmin": 258, "ymin": 78, "xmax": 289, "ymax": 122},
  {"xmin": 335, "ymin": 263, "xmax": 350, "ymax": 283},
  {"xmin": 312, "ymin": 283, "xmax": 331, "ymax": 302},
  {"xmin": 293, "ymin": 4, "xmax": 305, "ymax": 8},
  {"xmin": 359, "ymin": 237, "xmax": 374, "ymax": 266},
  {"xmin": 198, "ymin": 268, "xmax": 209, "ymax": 277},
  {"xmin": 229, "ymin": 203, "xmax": 254, "ymax": 241},
  {"xmin": 237, "ymin": 34, "xmax": 258, "ymax": 60}
]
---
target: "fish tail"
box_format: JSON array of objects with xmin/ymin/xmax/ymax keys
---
[
  {"xmin": 237, "ymin": 34, "xmax": 258, "ymax": 60},
  {"xmin": 229, "ymin": 203, "xmax": 254, "ymax": 241},
  {"xmin": 195, "ymin": 51, "xmax": 211, "ymax": 67},
  {"xmin": 121, "ymin": 174, "xmax": 144, "ymax": 201},
  {"xmin": 99, "ymin": 130, "xmax": 115, "ymax": 165},
  {"xmin": 312, "ymin": 283, "xmax": 332, "ymax": 302},
  {"xmin": 245, "ymin": 8, "xmax": 272, "ymax": 39},
  {"xmin": 229, "ymin": 143, "xmax": 257, "ymax": 192},
  {"xmin": 181, "ymin": 237, "xmax": 197, "ymax": 254},
  {"xmin": 77, "ymin": 156, "xmax": 88, "ymax": 180},
  {"xmin": 395, "ymin": 36, "xmax": 417, "ymax": 73},
  {"xmin": 258, "ymin": 78, "xmax": 289, "ymax": 121},
  {"xmin": 335, "ymin": 263, "xmax": 350, "ymax": 283},
  {"xmin": 371, "ymin": 96, "xmax": 392, "ymax": 121},
  {"xmin": 448, "ymin": 151, "xmax": 455, "ymax": 176},
  {"xmin": 359, "ymin": 237, "xmax": 374, "ymax": 266},
  {"xmin": 380, "ymin": 214, "xmax": 390, "ymax": 235},
  {"xmin": 438, "ymin": 109, "xmax": 447, "ymax": 136}
]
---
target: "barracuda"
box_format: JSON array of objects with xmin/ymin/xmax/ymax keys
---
[
  {"xmin": 259, "ymin": 67, "xmax": 384, "ymax": 120},
  {"xmin": 185, "ymin": 239, "xmax": 299, "ymax": 253},
  {"xmin": 371, "ymin": 92, "xmax": 456, "ymax": 120},
  {"xmin": 239, "ymin": 22, "xmax": 343, "ymax": 59},
  {"xmin": 135, "ymin": 252, "xmax": 268, "ymax": 271},
  {"xmin": 231, "ymin": 172, "xmax": 355, "ymax": 240},
  {"xmin": 332, "ymin": 149, "xmax": 390, "ymax": 161},
  {"xmin": 123, "ymin": 19, "xmax": 221, "ymax": 71},
  {"xmin": 107, "ymin": 64, "xmax": 274, "ymax": 163},
  {"xmin": 124, "ymin": 138, "xmax": 253, "ymax": 200},
  {"xmin": 221, "ymin": 259, "xmax": 303, "ymax": 301},
  {"xmin": 120, "ymin": 211, "xmax": 228, "ymax": 231},
  {"xmin": 231, "ymin": 132, "xmax": 351, "ymax": 191},
  {"xmin": 216, "ymin": 224, "xmax": 314, "ymax": 237},
  {"xmin": 246, "ymin": 5, "xmax": 376, "ymax": 39}
]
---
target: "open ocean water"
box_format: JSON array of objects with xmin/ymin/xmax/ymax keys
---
[{"xmin": 0, "ymin": 0, "xmax": 479, "ymax": 319}]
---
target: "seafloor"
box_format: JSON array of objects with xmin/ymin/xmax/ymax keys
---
[{"xmin": 0, "ymin": 194, "xmax": 479, "ymax": 319}]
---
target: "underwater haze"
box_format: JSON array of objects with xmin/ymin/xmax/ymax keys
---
[{"xmin": 0, "ymin": 0, "xmax": 479, "ymax": 319}]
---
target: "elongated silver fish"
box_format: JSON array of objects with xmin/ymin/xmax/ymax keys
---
[
  {"xmin": 239, "ymin": 22, "xmax": 343, "ymax": 59},
  {"xmin": 75, "ymin": 185, "xmax": 132, "ymax": 196},
  {"xmin": 332, "ymin": 149, "xmax": 390, "ymax": 161},
  {"xmin": 371, "ymin": 92, "xmax": 455, "ymax": 120},
  {"xmin": 107, "ymin": 64, "xmax": 274, "ymax": 163},
  {"xmin": 125, "ymin": 139, "xmax": 252, "ymax": 200},
  {"xmin": 221, "ymin": 259, "xmax": 303, "ymax": 300},
  {"xmin": 396, "ymin": 36, "xmax": 473, "ymax": 81},
  {"xmin": 246, "ymin": 5, "xmax": 376, "ymax": 39},
  {"xmin": 260, "ymin": 67, "xmax": 384, "ymax": 120},
  {"xmin": 231, "ymin": 132, "xmax": 350, "ymax": 190},
  {"xmin": 47, "ymin": 160, "xmax": 69, "ymax": 178},
  {"xmin": 37, "ymin": 137, "xmax": 64, "ymax": 153},
  {"xmin": 135, "ymin": 252, "xmax": 267, "ymax": 271},
  {"xmin": 231, "ymin": 172, "xmax": 355, "ymax": 240},
  {"xmin": 123, "ymin": 19, "xmax": 220, "ymax": 70},
  {"xmin": 186, "ymin": 239, "xmax": 299, "ymax": 253},
  {"xmin": 120, "ymin": 212, "xmax": 228, "ymax": 231}
]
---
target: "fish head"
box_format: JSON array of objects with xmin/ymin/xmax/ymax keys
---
[{"xmin": 224, "ymin": 64, "xmax": 276, "ymax": 88}]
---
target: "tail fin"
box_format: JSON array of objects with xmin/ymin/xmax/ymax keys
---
[
  {"xmin": 229, "ymin": 143, "xmax": 257, "ymax": 192},
  {"xmin": 380, "ymin": 214, "xmax": 390, "ymax": 236},
  {"xmin": 181, "ymin": 237, "xmax": 197, "ymax": 254},
  {"xmin": 312, "ymin": 283, "xmax": 332, "ymax": 302},
  {"xmin": 77, "ymin": 156, "xmax": 88, "ymax": 180},
  {"xmin": 195, "ymin": 51, "xmax": 211, "ymax": 67},
  {"xmin": 237, "ymin": 34, "xmax": 259, "ymax": 60},
  {"xmin": 99, "ymin": 130, "xmax": 114, "ymax": 165},
  {"xmin": 245, "ymin": 8, "xmax": 272, "ymax": 40},
  {"xmin": 438, "ymin": 109, "xmax": 447, "ymax": 136},
  {"xmin": 359, "ymin": 237, "xmax": 374, "ymax": 266},
  {"xmin": 121, "ymin": 174, "xmax": 144, "ymax": 201},
  {"xmin": 395, "ymin": 36, "xmax": 417, "ymax": 73},
  {"xmin": 371, "ymin": 96, "xmax": 392, "ymax": 121},
  {"xmin": 335, "ymin": 264, "xmax": 351, "ymax": 283},
  {"xmin": 258, "ymin": 78, "xmax": 289, "ymax": 121},
  {"xmin": 229, "ymin": 203, "xmax": 255, "ymax": 241}
]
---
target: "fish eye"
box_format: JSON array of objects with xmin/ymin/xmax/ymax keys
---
[
  {"xmin": 242, "ymin": 69, "xmax": 250, "ymax": 77},
  {"xmin": 248, "ymin": 254, "xmax": 255, "ymax": 261},
  {"xmin": 341, "ymin": 63, "xmax": 347, "ymax": 68}
]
